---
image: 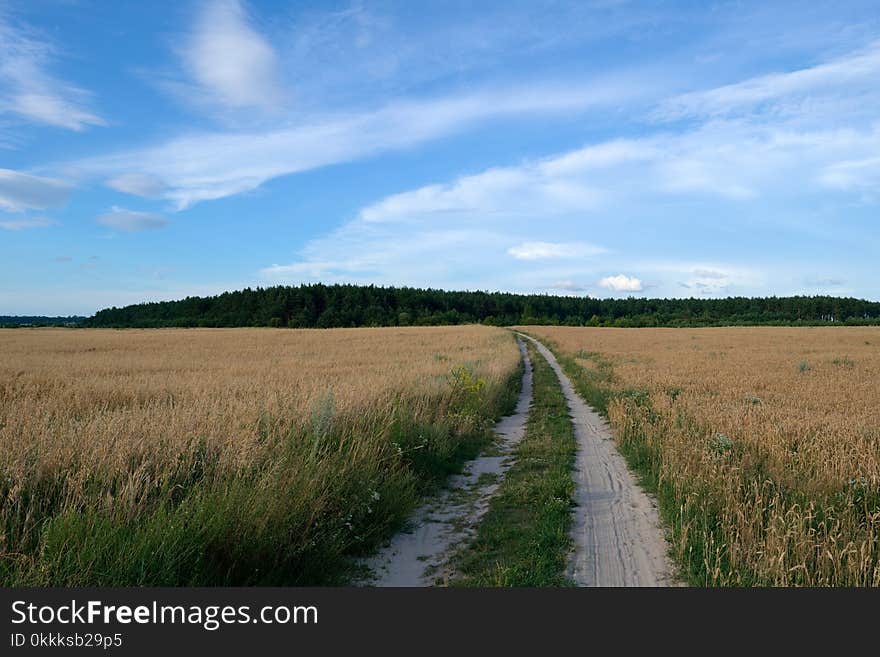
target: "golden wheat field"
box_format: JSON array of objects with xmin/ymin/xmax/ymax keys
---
[
  {"xmin": 523, "ymin": 326, "xmax": 880, "ymax": 586},
  {"xmin": 0, "ymin": 326, "xmax": 518, "ymax": 473},
  {"xmin": 0, "ymin": 326, "xmax": 520, "ymax": 585}
]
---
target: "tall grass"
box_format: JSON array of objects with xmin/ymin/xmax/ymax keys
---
[
  {"xmin": 0, "ymin": 327, "xmax": 521, "ymax": 585},
  {"xmin": 520, "ymin": 326, "xmax": 880, "ymax": 586}
]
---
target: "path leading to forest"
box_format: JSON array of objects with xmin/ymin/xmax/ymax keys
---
[
  {"xmin": 518, "ymin": 333, "xmax": 677, "ymax": 587},
  {"xmin": 359, "ymin": 337, "xmax": 533, "ymax": 586}
]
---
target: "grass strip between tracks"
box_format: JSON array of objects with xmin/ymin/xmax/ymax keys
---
[{"xmin": 453, "ymin": 340, "xmax": 576, "ymax": 586}]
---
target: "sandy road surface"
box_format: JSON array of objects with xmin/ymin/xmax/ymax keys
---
[
  {"xmin": 358, "ymin": 337, "xmax": 533, "ymax": 586},
  {"xmin": 518, "ymin": 333, "xmax": 677, "ymax": 587}
]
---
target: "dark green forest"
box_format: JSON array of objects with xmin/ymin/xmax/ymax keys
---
[
  {"xmin": 0, "ymin": 316, "xmax": 86, "ymax": 327},
  {"xmin": 82, "ymin": 284, "xmax": 880, "ymax": 328}
]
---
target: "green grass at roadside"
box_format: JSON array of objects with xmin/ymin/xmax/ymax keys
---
[{"xmin": 452, "ymin": 341, "xmax": 576, "ymax": 586}]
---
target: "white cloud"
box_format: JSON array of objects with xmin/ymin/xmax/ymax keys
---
[
  {"xmin": 655, "ymin": 152, "xmax": 758, "ymax": 200},
  {"xmin": 357, "ymin": 139, "xmax": 642, "ymax": 224},
  {"xmin": 0, "ymin": 216, "xmax": 56, "ymax": 230},
  {"xmin": 8, "ymin": 93, "xmax": 103, "ymax": 132},
  {"xmin": 11, "ymin": 15, "xmax": 879, "ymax": 302},
  {"xmin": 818, "ymin": 156, "xmax": 880, "ymax": 191},
  {"xmin": 253, "ymin": 79, "xmax": 880, "ymax": 299},
  {"xmin": 655, "ymin": 41, "xmax": 880, "ymax": 122},
  {"xmin": 106, "ymin": 173, "xmax": 168, "ymax": 198},
  {"xmin": 360, "ymin": 168, "xmax": 531, "ymax": 222},
  {"xmin": 0, "ymin": 17, "xmax": 104, "ymax": 131},
  {"xmin": 254, "ymin": 42, "xmax": 880, "ymax": 298},
  {"xmin": 508, "ymin": 241, "xmax": 606, "ymax": 260},
  {"xmin": 0, "ymin": 168, "xmax": 70, "ymax": 211},
  {"xmin": 182, "ymin": 0, "xmax": 282, "ymax": 111},
  {"xmin": 66, "ymin": 83, "xmax": 631, "ymax": 209},
  {"xmin": 69, "ymin": 40, "xmax": 879, "ymax": 213},
  {"xmin": 598, "ymin": 274, "xmax": 643, "ymax": 292},
  {"xmin": 538, "ymin": 139, "xmax": 658, "ymax": 176},
  {"xmin": 354, "ymin": 123, "xmax": 880, "ymax": 230},
  {"xmin": 360, "ymin": 165, "xmax": 606, "ymax": 223},
  {"xmin": 97, "ymin": 207, "xmax": 169, "ymax": 232}
]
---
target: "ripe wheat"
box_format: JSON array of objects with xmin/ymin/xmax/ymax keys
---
[
  {"xmin": 0, "ymin": 326, "xmax": 520, "ymax": 585},
  {"xmin": 523, "ymin": 326, "xmax": 880, "ymax": 586}
]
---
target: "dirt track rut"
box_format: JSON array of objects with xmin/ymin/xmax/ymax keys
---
[
  {"xmin": 518, "ymin": 333, "xmax": 676, "ymax": 587},
  {"xmin": 359, "ymin": 337, "xmax": 533, "ymax": 586}
]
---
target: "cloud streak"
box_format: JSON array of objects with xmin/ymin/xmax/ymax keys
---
[
  {"xmin": 655, "ymin": 41, "xmax": 880, "ymax": 122},
  {"xmin": 106, "ymin": 173, "xmax": 168, "ymax": 198},
  {"xmin": 0, "ymin": 216, "xmax": 56, "ymax": 230},
  {"xmin": 70, "ymin": 82, "xmax": 637, "ymax": 209},
  {"xmin": 256, "ymin": 39, "xmax": 880, "ymax": 300},
  {"xmin": 548, "ymin": 280, "xmax": 589, "ymax": 293},
  {"xmin": 508, "ymin": 241, "xmax": 606, "ymax": 260},
  {"xmin": 96, "ymin": 207, "xmax": 169, "ymax": 232},
  {"xmin": 0, "ymin": 168, "xmax": 70, "ymax": 211},
  {"xmin": 0, "ymin": 16, "xmax": 103, "ymax": 131}
]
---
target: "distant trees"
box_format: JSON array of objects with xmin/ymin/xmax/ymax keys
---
[
  {"xmin": 0, "ymin": 316, "xmax": 86, "ymax": 327},
  {"xmin": 81, "ymin": 285, "xmax": 880, "ymax": 329}
]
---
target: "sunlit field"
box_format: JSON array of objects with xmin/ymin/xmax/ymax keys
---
[
  {"xmin": 521, "ymin": 326, "xmax": 880, "ymax": 586},
  {"xmin": 0, "ymin": 326, "xmax": 521, "ymax": 586}
]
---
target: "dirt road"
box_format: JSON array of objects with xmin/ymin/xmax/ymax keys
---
[
  {"xmin": 359, "ymin": 337, "xmax": 533, "ymax": 586},
  {"xmin": 518, "ymin": 333, "xmax": 677, "ymax": 587}
]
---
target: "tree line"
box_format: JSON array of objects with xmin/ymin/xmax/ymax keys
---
[
  {"xmin": 82, "ymin": 284, "xmax": 880, "ymax": 328},
  {"xmin": 0, "ymin": 316, "xmax": 86, "ymax": 328}
]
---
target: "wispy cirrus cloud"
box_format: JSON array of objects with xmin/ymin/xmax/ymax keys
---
[
  {"xmin": 349, "ymin": 42, "xmax": 880, "ymax": 216},
  {"xmin": 97, "ymin": 207, "xmax": 169, "ymax": 232},
  {"xmin": 655, "ymin": 41, "xmax": 880, "ymax": 123},
  {"xmin": 279, "ymin": 1, "xmax": 667, "ymax": 107},
  {"xmin": 258, "ymin": 39, "xmax": 880, "ymax": 299},
  {"xmin": 105, "ymin": 173, "xmax": 168, "ymax": 198},
  {"xmin": 68, "ymin": 81, "xmax": 639, "ymax": 209},
  {"xmin": 8, "ymin": 1, "xmax": 880, "ymax": 314},
  {"xmin": 548, "ymin": 280, "xmax": 589, "ymax": 293},
  {"xmin": 360, "ymin": 155, "xmax": 606, "ymax": 223},
  {"xmin": 818, "ymin": 156, "xmax": 880, "ymax": 192},
  {"xmin": 0, "ymin": 15, "xmax": 103, "ymax": 131},
  {"xmin": 0, "ymin": 216, "xmax": 56, "ymax": 230},
  {"xmin": 60, "ymin": 28, "xmax": 880, "ymax": 218},
  {"xmin": 356, "ymin": 137, "xmax": 667, "ymax": 226},
  {"xmin": 507, "ymin": 241, "xmax": 606, "ymax": 261},
  {"xmin": 0, "ymin": 168, "xmax": 71, "ymax": 211}
]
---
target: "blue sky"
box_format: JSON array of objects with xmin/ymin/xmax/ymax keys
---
[{"xmin": 2, "ymin": 0, "xmax": 879, "ymax": 315}]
